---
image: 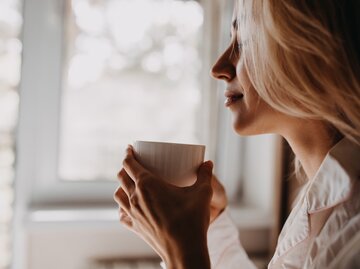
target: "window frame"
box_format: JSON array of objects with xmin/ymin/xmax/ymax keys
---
[
  {"xmin": 15, "ymin": 0, "xmax": 226, "ymax": 207},
  {"xmin": 15, "ymin": 0, "xmax": 115, "ymax": 206}
]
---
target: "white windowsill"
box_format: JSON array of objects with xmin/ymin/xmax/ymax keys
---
[
  {"xmin": 24, "ymin": 205, "xmax": 273, "ymax": 268},
  {"xmin": 27, "ymin": 205, "xmax": 274, "ymax": 230}
]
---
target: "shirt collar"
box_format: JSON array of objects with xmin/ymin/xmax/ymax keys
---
[{"xmin": 306, "ymin": 138, "xmax": 360, "ymax": 213}]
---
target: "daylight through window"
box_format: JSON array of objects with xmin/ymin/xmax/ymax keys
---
[{"xmin": 59, "ymin": 0, "xmax": 205, "ymax": 181}]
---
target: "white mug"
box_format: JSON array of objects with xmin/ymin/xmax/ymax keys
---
[{"xmin": 133, "ymin": 141, "xmax": 206, "ymax": 187}]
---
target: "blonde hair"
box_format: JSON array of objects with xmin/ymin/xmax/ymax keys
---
[{"xmin": 238, "ymin": 0, "xmax": 360, "ymax": 178}]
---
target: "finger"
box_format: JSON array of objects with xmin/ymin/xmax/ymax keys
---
[
  {"xmin": 119, "ymin": 210, "xmax": 133, "ymax": 228},
  {"xmin": 193, "ymin": 161, "xmax": 213, "ymax": 188},
  {"xmin": 120, "ymin": 207, "xmax": 127, "ymax": 214},
  {"xmin": 114, "ymin": 187, "xmax": 131, "ymax": 212},
  {"xmin": 117, "ymin": 169, "xmax": 135, "ymax": 197},
  {"xmin": 122, "ymin": 147, "xmax": 150, "ymax": 184},
  {"xmin": 210, "ymin": 206, "xmax": 218, "ymax": 223},
  {"xmin": 211, "ymin": 174, "xmax": 228, "ymax": 208}
]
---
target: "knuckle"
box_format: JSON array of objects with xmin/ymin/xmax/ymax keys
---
[
  {"xmin": 117, "ymin": 173, "xmax": 124, "ymax": 183},
  {"xmin": 117, "ymin": 169, "xmax": 125, "ymax": 179},
  {"xmin": 136, "ymin": 178, "xmax": 148, "ymax": 190},
  {"xmin": 136, "ymin": 171, "xmax": 150, "ymax": 181},
  {"xmin": 122, "ymin": 156, "xmax": 132, "ymax": 167},
  {"xmin": 114, "ymin": 187, "xmax": 122, "ymax": 198},
  {"xmin": 130, "ymin": 195, "xmax": 139, "ymax": 205},
  {"xmin": 137, "ymin": 174, "xmax": 154, "ymax": 189},
  {"xmin": 137, "ymin": 176, "xmax": 155, "ymax": 193},
  {"xmin": 118, "ymin": 175, "xmax": 127, "ymax": 185},
  {"xmin": 114, "ymin": 193, "xmax": 123, "ymax": 205},
  {"xmin": 200, "ymin": 184, "xmax": 213, "ymax": 198}
]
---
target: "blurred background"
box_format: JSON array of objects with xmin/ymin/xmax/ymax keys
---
[{"xmin": 0, "ymin": 0, "xmax": 299, "ymax": 268}]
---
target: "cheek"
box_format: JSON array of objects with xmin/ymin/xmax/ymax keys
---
[
  {"xmin": 237, "ymin": 59, "xmax": 253, "ymax": 94},
  {"xmin": 237, "ymin": 60, "xmax": 258, "ymax": 109}
]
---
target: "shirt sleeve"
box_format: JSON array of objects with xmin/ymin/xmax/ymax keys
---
[
  {"xmin": 207, "ymin": 209, "xmax": 257, "ymax": 269},
  {"xmin": 160, "ymin": 209, "xmax": 257, "ymax": 269}
]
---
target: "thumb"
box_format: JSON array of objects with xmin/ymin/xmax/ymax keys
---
[{"xmin": 194, "ymin": 161, "xmax": 213, "ymax": 188}]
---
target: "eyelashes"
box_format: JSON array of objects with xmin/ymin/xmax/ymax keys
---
[
  {"xmin": 230, "ymin": 30, "xmax": 244, "ymax": 55},
  {"xmin": 231, "ymin": 40, "xmax": 243, "ymax": 58}
]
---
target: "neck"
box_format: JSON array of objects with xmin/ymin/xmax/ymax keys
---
[{"xmin": 281, "ymin": 120, "xmax": 341, "ymax": 180}]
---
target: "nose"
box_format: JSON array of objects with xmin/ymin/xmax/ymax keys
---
[{"xmin": 211, "ymin": 45, "xmax": 237, "ymax": 82}]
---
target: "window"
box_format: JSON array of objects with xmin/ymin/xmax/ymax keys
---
[
  {"xmin": 59, "ymin": 0, "xmax": 205, "ymax": 181},
  {"xmin": 15, "ymin": 0, "xmax": 220, "ymax": 207}
]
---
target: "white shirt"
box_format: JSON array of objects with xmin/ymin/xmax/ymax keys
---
[{"xmin": 207, "ymin": 138, "xmax": 360, "ymax": 269}]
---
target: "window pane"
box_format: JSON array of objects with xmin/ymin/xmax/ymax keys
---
[{"xmin": 59, "ymin": 0, "xmax": 204, "ymax": 181}]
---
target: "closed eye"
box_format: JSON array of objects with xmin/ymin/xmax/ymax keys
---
[{"xmin": 229, "ymin": 39, "xmax": 242, "ymax": 59}]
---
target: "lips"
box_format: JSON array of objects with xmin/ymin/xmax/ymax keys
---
[{"xmin": 224, "ymin": 90, "xmax": 244, "ymax": 107}]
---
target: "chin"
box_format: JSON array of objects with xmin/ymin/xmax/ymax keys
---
[
  {"xmin": 233, "ymin": 124, "xmax": 257, "ymax": 136},
  {"xmin": 233, "ymin": 120, "xmax": 270, "ymax": 136},
  {"xmin": 234, "ymin": 128, "xmax": 262, "ymax": 136}
]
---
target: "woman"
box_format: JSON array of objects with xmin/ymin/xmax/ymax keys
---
[{"xmin": 114, "ymin": 1, "xmax": 360, "ymax": 268}]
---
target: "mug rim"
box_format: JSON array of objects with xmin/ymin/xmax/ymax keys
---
[{"xmin": 134, "ymin": 140, "xmax": 206, "ymax": 148}]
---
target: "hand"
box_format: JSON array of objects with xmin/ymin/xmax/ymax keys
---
[
  {"xmin": 114, "ymin": 146, "xmax": 213, "ymax": 269},
  {"xmin": 210, "ymin": 175, "xmax": 228, "ymax": 223}
]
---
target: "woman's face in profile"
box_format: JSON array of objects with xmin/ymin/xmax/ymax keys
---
[{"xmin": 211, "ymin": 4, "xmax": 282, "ymax": 136}]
